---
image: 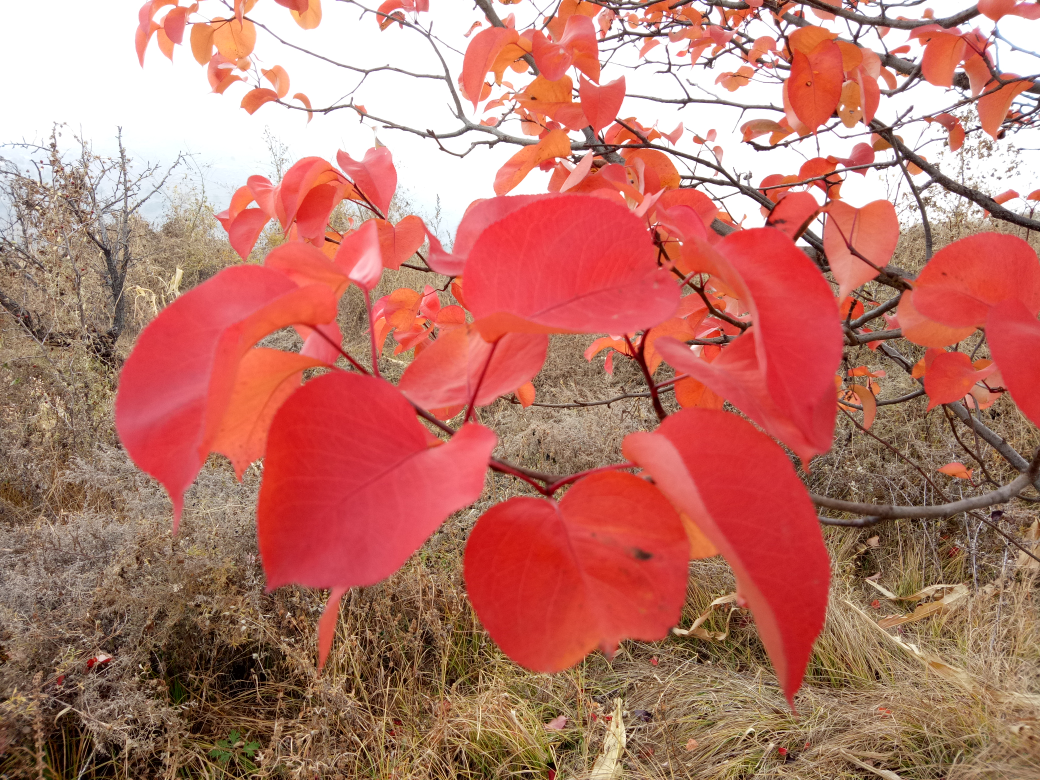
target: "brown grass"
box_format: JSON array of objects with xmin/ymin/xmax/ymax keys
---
[{"xmin": 1, "ymin": 215, "xmax": 1039, "ymax": 779}]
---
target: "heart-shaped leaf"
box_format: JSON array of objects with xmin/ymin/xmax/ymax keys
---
[
  {"xmin": 464, "ymin": 472, "xmax": 688, "ymax": 672},
  {"xmin": 258, "ymin": 372, "xmax": 496, "ymax": 590}
]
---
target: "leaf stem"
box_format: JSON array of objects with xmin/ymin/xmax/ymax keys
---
[
  {"xmin": 545, "ymin": 462, "xmax": 638, "ymax": 493},
  {"xmin": 464, "ymin": 339, "xmax": 499, "ymax": 424},
  {"xmin": 626, "ymin": 334, "xmax": 667, "ymax": 422},
  {"xmin": 310, "ymin": 326, "xmax": 370, "ymax": 375},
  {"xmin": 362, "ymin": 288, "xmax": 382, "ymax": 379}
]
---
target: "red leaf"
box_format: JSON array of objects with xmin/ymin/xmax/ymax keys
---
[
  {"xmin": 275, "ymin": 157, "xmax": 347, "ymax": 237},
  {"xmin": 622, "ymin": 409, "xmax": 830, "ymax": 707},
  {"xmin": 823, "ymin": 200, "xmax": 899, "ymax": 299},
  {"xmin": 262, "ymin": 65, "xmax": 291, "ymax": 98},
  {"xmin": 987, "ymin": 298, "xmax": 1040, "ymax": 427},
  {"xmin": 655, "ymin": 188, "xmax": 719, "ymax": 228},
  {"xmin": 980, "ymin": 0, "xmax": 1016, "ymax": 19},
  {"xmin": 163, "ymin": 6, "xmax": 188, "ymax": 44},
  {"xmin": 265, "ymin": 240, "xmax": 351, "ymax": 297},
  {"xmin": 896, "ymin": 290, "xmax": 975, "ymax": 347},
  {"xmin": 557, "ymin": 13, "xmax": 600, "ymax": 82},
  {"xmin": 579, "ymin": 75, "xmax": 626, "ymax": 133},
  {"xmin": 532, "ymin": 31, "xmax": 572, "ymax": 81},
  {"xmin": 465, "ymin": 194, "xmax": 680, "ymax": 339},
  {"xmin": 494, "ymin": 130, "xmax": 572, "ymax": 196},
  {"xmin": 211, "ymin": 348, "xmax": 326, "ymax": 477},
  {"xmin": 398, "ymin": 327, "xmax": 548, "ymax": 410},
  {"xmin": 116, "ymin": 267, "xmax": 337, "ymax": 523},
  {"xmin": 765, "ymin": 191, "xmax": 820, "ymax": 240},
  {"xmin": 336, "ymin": 146, "xmax": 397, "ymax": 218},
  {"xmin": 375, "ymin": 215, "xmax": 426, "ymax": 269},
  {"xmin": 425, "ymin": 195, "xmax": 550, "ymax": 276},
  {"xmin": 464, "ymin": 472, "xmax": 688, "ymax": 672},
  {"xmin": 923, "ymin": 351, "xmax": 996, "ymax": 410},
  {"xmin": 788, "ymin": 40, "xmax": 843, "ymax": 131},
  {"xmin": 912, "ymin": 233, "xmax": 1040, "ymax": 328},
  {"xmin": 656, "ymin": 228, "xmax": 842, "ymax": 462},
  {"xmin": 258, "ymin": 373, "xmax": 497, "ymax": 590},
  {"xmin": 462, "ymin": 27, "xmax": 519, "ymax": 109},
  {"xmin": 674, "ymin": 376, "xmax": 724, "ymax": 410},
  {"xmin": 221, "ymin": 207, "xmax": 271, "ymax": 261},
  {"xmin": 332, "ymin": 219, "xmax": 384, "ymax": 291}
]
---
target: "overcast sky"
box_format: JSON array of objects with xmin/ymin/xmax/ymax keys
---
[{"xmin": 2, "ymin": 1, "xmax": 1036, "ymax": 232}]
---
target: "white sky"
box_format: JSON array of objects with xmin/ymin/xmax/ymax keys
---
[{"xmin": 1, "ymin": 1, "xmax": 1036, "ymax": 232}]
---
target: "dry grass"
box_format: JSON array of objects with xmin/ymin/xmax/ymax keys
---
[{"xmin": 2, "ymin": 216, "xmax": 1040, "ymax": 779}]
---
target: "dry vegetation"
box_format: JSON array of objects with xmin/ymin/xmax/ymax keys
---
[{"xmin": 2, "ymin": 192, "xmax": 1040, "ymax": 780}]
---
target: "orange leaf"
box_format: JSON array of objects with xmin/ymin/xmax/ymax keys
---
[
  {"xmin": 920, "ymin": 33, "xmax": 967, "ymax": 87},
  {"xmin": 674, "ymin": 376, "xmax": 724, "ymax": 410},
  {"xmin": 212, "ymin": 17, "xmax": 257, "ymax": 60},
  {"xmin": 291, "ymin": 0, "xmax": 322, "ymax": 29},
  {"xmin": 938, "ymin": 462, "xmax": 973, "ymax": 480},
  {"xmin": 788, "ymin": 24, "xmax": 838, "ymax": 55},
  {"xmin": 846, "ymin": 384, "xmax": 877, "ymax": 429},
  {"xmin": 262, "ymin": 65, "xmax": 291, "ymax": 98},
  {"xmin": 741, "ymin": 119, "xmax": 786, "ymax": 143},
  {"xmin": 190, "ymin": 22, "xmax": 215, "ymax": 65},
  {"xmin": 241, "ymin": 88, "xmax": 280, "ymax": 115},
  {"xmin": 516, "ymin": 381, "xmax": 536, "ymax": 407},
  {"xmin": 211, "ymin": 348, "xmax": 326, "ymax": 477},
  {"xmin": 493, "ymin": 130, "xmax": 572, "ymax": 195},
  {"xmin": 978, "ymin": 76, "xmax": 1033, "ymax": 139},
  {"xmin": 293, "ymin": 92, "xmax": 314, "ymax": 123},
  {"xmin": 375, "ymin": 215, "xmax": 426, "ymax": 269},
  {"xmin": 622, "ymin": 147, "xmax": 681, "ymax": 192}
]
